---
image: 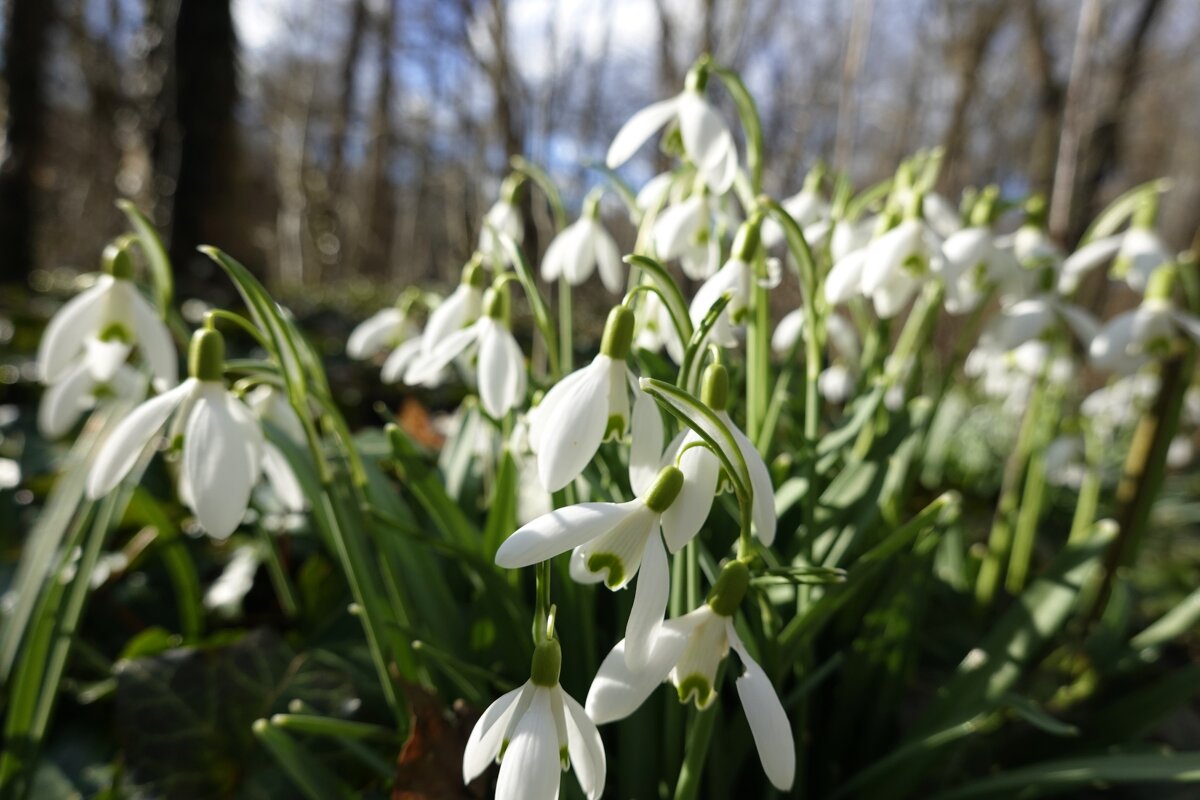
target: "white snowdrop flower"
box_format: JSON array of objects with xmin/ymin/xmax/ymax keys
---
[
  {"xmin": 464, "ymin": 639, "xmax": 605, "ymax": 800},
  {"xmin": 510, "ymin": 417, "xmax": 554, "ymax": 525},
  {"xmin": 528, "ymin": 306, "xmax": 645, "ymax": 491},
  {"xmin": 760, "ymin": 172, "xmax": 829, "ymax": 249},
  {"xmin": 405, "ymin": 284, "xmax": 527, "ymax": 419},
  {"xmin": 818, "ymin": 365, "xmax": 856, "ymax": 404},
  {"xmin": 688, "ymin": 219, "xmax": 775, "ymax": 347},
  {"xmin": 990, "ymin": 290, "xmax": 1099, "ymax": 351},
  {"xmin": 937, "ymin": 226, "xmax": 1020, "ymax": 315},
  {"xmin": 653, "ymin": 194, "xmax": 722, "ymax": 280},
  {"xmin": 1060, "ymin": 203, "xmax": 1170, "ymax": 293},
  {"xmin": 586, "ymin": 561, "xmax": 794, "ymax": 791},
  {"xmin": 541, "ymin": 196, "xmax": 624, "ymax": 294},
  {"xmin": 244, "ymin": 385, "xmax": 307, "ymax": 513},
  {"xmin": 635, "ymin": 172, "xmax": 676, "ymax": 216},
  {"xmin": 479, "ymin": 192, "xmax": 524, "ymax": 265},
  {"xmin": 401, "ymin": 262, "xmax": 486, "ymax": 387},
  {"xmin": 347, "ymin": 298, "xmax": 422, "ymax": 385},
  {"xmin": 38, "ymin": 362, "xmax": 148, "ymax": 440},
  {"xmin": 830, "ymin": 217, "xmax": 875, "ymax": 265},
  {"xmin": 860, "ymin": 216, "xmax": 944, "ymax": 318},
  {"xmin": 633, "ymin": 291, "xmax": 684, "ymax": 363},
  {"xmin": 497, "ymin": 464, "xmax": 699, "ymax": 668},
  {"xmin": 204, "ymin": 544, "xmax": 260, "ymax": 619},
  {"xmin": 0, "ymin": 458, "xmax": 19, "ymax": 490},
  {"xmin": 37, "ymin": 243, "xmax": 176, "ymax": 390},
  {"xmin": 921, "ymin": 192, "xmax": 964, "ymax": 239},
  {"xmin": 87, "ymin": 329, "xmax": 269, "ymax": 540},
  {"xmin": 1090, "ymin": 266, "xmax": 1200, "ymax": 374},
  {"xmin": 607, "ymin": 64, "xmax": 737, "ymax": 195},
  {"xmin": 1008, "ymin": 224, "xmax": 1063, "ymax": 269}
]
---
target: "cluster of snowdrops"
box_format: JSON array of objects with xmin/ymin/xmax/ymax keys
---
[{"xmin": 33, "ymin": 56, "xmax": 1200, "ymax": 799}]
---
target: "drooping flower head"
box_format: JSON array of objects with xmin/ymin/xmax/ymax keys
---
[
  {"xmin": 346, "ymin": 290, "xmax": 423, "ymax": 384},
  {"xmin": 541, "ymin": 190, "xmax": 625, "ymax": 294},
  {"xmin": 1090, "ymin": 264, "xmax": 1200, "ymax": 374},
  {"xmin": 464, "ymin": 638, "xmax": 605, "ymax": 800},
  {"xmin": 1059, "ymin": 194, "xmax": 1170, "ymax": 294},
  {"xmin": 479, "ymin": 175, "xmax": 525, "ymax": 265},
  {"xmin": 401, "ymin": 259, "xmax": 487, "ymax": 387}
]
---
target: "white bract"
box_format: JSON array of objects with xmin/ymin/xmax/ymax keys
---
[
  {"xmin": 607, "ymin": 78, "xmax": 737, "ymax": 195},
  {"xmin": 464, "ymin": 640, "xmax": 605, "ymax": 800},
  {"xmin": 38, "ymin": 271, "xmax": 176, "ymax": 390},
  {"xmin": 586, "ymin": 563, "xmax": 794, "ymax": 791}
]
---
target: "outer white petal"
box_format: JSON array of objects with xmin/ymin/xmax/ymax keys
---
[
  {"xmin": 1120, "ymin": 228, "xmax": 1169, "ymax": 290},
  {"xmin": 1054, "ymin": 301, "xmax": 1100, "ymax": 344},
  {"xmin": 689, "ymin": 260, "xmax": 743, "ymax": 347},
  {"xmin": 592, "ymin": 224, "xmax": 625, "ymax": 294},
  {"xmin": 653, "ymin": 197, "xmax": 705, "ymax": 261},
  {"xmin": 660, "ymin": 438, "xmax": 719, "ymax": 552},
  {"xmin": 871, "ymin": 268, "xmax": 921, "ymax": 319},
  {"xmin": 421, "ymin": 285, "xmax": 479, "ymax": 352},
  {"xmin": 825, "ymin": 249, "xmax": 867, "ymax": 304},
  {"xmin": 463, "ymin": 683, "xmax": 527, "ymax": 783},
  {"xmin": 629, "ymin": 388, "xmax": 664, "ymax": 497},
  {"xmin": 862, "ymin": 220, "xmax": 922, "ymax": 296},
  {"xmin": 1060, "ymin": 235, "xmax": 1122, "ymax": 284},
  {"xmin": 87, "ymin": 378, "xmax": 196, "ymax": 499},
  {"xmin": 728, "ymin": 623, "xmax": 795, "ymax": 791},
  {"xmin": 183, "ymin": 385, "xmax": 257, "ymax": 539},
  {"xmin": 635, "ymin": 172, "xmax": 674, "ymax": 213},
  {"xmin": 478, "ymin": 320, "xmax": 526, "ymax": 418},
  {"xmin": 540, "ymin": 225, "xmax": 572, "ymax": 282},
  {"xmin": 380, "ymin": 338, "xmax": 423, "ymax": 384},
  {"xmin": 606, "ymin": 96, "xmax": 680, "ymax": 168},
  {"xmin": 996, "ymin": 298, "xmax": 1055, "ymax": 350},
  {"xmin": 561, "ymin": 690, "xmax": 606, "ymax": 800},
  {"xmin": 771, "ymin": 309, "xmax": 804, "ymax": 354},
  {"xmin": 124, "ymin": 283, "xmax": 178, "ymax": 387},
  {"xmin": 922, "ymin": 192, "xmax": 962, "ymax": 239},
  {"xmin": 623, "ymin": 531, "xmax": 670, "ymax": 670},
  {"xmin": 723, "ymin": 412, "xmax": 776, "ymax": 545},
  {"xmin": 261, "ymin": 442, "xmax": 306, "ymax": 512},
  {"xmin": 1089, "ymin": 311, "xmax": 1143, "ymax": 373},
  {"xmin": 678, "ymin": 92, "xmax": 734, "ymax": 172},
  {"xmin": 586, "ymin": 625, "xmax": 689, "ymax": 724},
  {"xmin": 37, "ymin": 277, "xmax": 110, "ymax": 383},
  {"xmin": 347, "ymin": 307, "xmax": 405, "ymax": 359},
  {"xmin": 495, "ymin": 688, "xmax": 560, "ymax": 800},
  {"xmin": 528, "ymin": 366, "xmax": 590, "ymax": 454},
  {"xmin": 534, "ymin": 358, "xmax": 612, "ymax": 492},
  {"xmin": 702, "ymin": 139, "xmax": 738, "ymax": 195},
  {"xmin": 562, "ymin": 221, "xmax": 598, "ymax": 285},
  {"xmin": 495, "ymin": 501, "xmax": 638, "ymax": 568},
  {"xmin": 38, "ymin": 362, "xmax": 97, "ymax": 439},
  {"xmin": 404, "ymin": 321, "xmax": 480, "ymax": 386},
  {"xmin": 83, "ymin": 337, "xmax": 132, "ymax": 382}
]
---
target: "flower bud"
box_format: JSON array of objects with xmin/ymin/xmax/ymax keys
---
[
  {"xmin": 484, "ymin": 282, "xmax": 510, "ymax": 322},
  {"xmin": 188, "ymin": 328, "xmax": 225, "ymax": 382},
  {"xmin": 529, "ymin": 637, "xmax": 562, "ymax": 687},
  {"xmin": 706, "ymin": 559, "xmax": 750, "ymax": 617},
  {"xmin": 600, "ymin": 305, "xmax": 635, "ymax": 360},
  {"xmin": 701, "ymin": 363, "xmax": 729, "ymax": 411},
  {"xmin": 644, "ymin": 465, "xmax": 684, "ymax": 513},
  {"xmin": 103, "ymin": 238, "xmax": 136, "ymax": 280}
]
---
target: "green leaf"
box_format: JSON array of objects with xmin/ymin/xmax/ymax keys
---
[
  {"xmin": 927, "ymin": 753, "xmax": 1200, "ymax": 800},
  {"xmin": 1001, "ymin": 693, "xmax": 1079, "ymax": 738},
  {"xmin": 118, "ymin": 200, "xmax": 173, "ymax": 314}
]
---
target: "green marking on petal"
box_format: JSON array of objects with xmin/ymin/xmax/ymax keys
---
[
  {"xmin": 560, "ymin": 745, "xmax": 570, "ymax": 771},
  {"xmin": 605, "ymin": 413, "xmax": 627, "ymax": 441},
  {"xmin": 97, "ymin": 322, "xmax": 133, "ymax": 344},
  {"xmin": 587, "ymin": 553, "xmax": 625, "ymax": 589},
  {"xmin": 677, "ymin": 674, "xmax": 713, "ymax": 709}
]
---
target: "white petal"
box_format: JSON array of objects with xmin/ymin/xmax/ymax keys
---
[
  {"xmin": 183, "ymin": 385, "xmax": 258, "ymax": 539},
  {"xmin": 871, "ymin": 268, "xmax": 922, "ymax": 319},
  {"xmin": 635, "ymin": 172, "xmax": 674, "ymax": 213},
  {"xmin": 421, "ymin": 285, "xmax": 479, "ymax": 352},
  {"xmin": 463, "ymin": 683, "xmax": 527, "ymax": 783},
  {"xmin": 37, "ymin": 277, "xmax": 110, "ymax": 383},
  {"xmin": 495, "ymin": 501, "xmax": 638, "ymax": 568},
  {"xmin": 261, "ymin": 442, "xmax": 306, "ymax": 511},
  {"xmin": 702, "ymin": 139, "xmax": 738, "ymax": 195},
  {"xmin": 124, "ymin": 282, "xmax": 178, "ymax": 388},
  {"xmin": 660, "ymin": 438, "xmax": 719, "ymax": 552},
  {"xmin": 1120, "ymin": 228, "xmax": 1169, "ymax": 290},
  {"xmin": 528, "ymin": 366, "xmax": 590, "ymax": 454},
  {"xmin": 380, "ymin": 338, "xmax": 423, "ymax": 384},
  {"xmin": 83, "ymin": 336, "xmax": 132, "ymax": 382},
  {"xmin": 723, "ymin": 411, "xmax": 776, "ymax": 546},
  {"xmin": 38, "ymin": 362, "xmax": 97, "ymax": 439},
  {"xmin": 623, "ymin": 532, "xmax": 669, "ymax": 670},
  {"xmin": 728, "ymin": 623, "xmax": 795, "ymax": 791},
  {"xmin": 653, "ymin": 197, "xmax": 705, "ymax": 261},
  {"xmin": 678, "ymin": 92, "xmax": 734, "ymax": 172},
  {"xmin": 771, "ymin": 309, "xmax": 804, "ymax": 354},
  {"xmin": 534, "ymin": 358, "xmax": 612, "ymax": 492},
  {"xmin": 478, "ymin": 321, "xmax": 526, "ymax": 418},
  {"xmin": 405, "ymin": 321, "xmax": 480, "ymax": 386},
  {"xmin": 825, "ymin": 249, "xmax": 867, "ymax": 305},
  {"xmin": 922, "ymin": 193, "xmax": 962, "ymax": 239},
  {"xmin": 496, "ymin": 688, "xmax": 560, "ymax": 800},
  {"xmin": 561, "ymin": 690, "xmax": 606, "ymax": 800},
  {"xmin": 561, "ymin": 221, "xmax": 598, "ymax": 285},
  {"xmin": 1054, "ymin": 302, "xmax": 1100, "ymax": 344},
  {"xmin": 606, "ymin": 96, "xmax": 680, "ymax": 168},
  {"xmin": 586, "ymin": 626, "xmax": 688, "ymax": 724},
  {"xmin": 628, "ymin": 389, "xmax": 664, "ymax": 497},
  {"xmin": 592, "ymin": 225, "xmax": 625, "ymax": 294},
  {"xmin": 87, "ymin": 378, "xmax": 196, "ymax": 499},
  {"xmin": 862, "ymin": 220, "xmax": 923, "ymax": 296},
  {"xmin": 540, "ymin": 225, "xmax": 574, "ymax": 282},
  {"xmin": 1061, "ymin": 235, "xmax": 1122, "ymax": 283},
  {"xmin": 347, "ymin": 307, "xmax": 405, "ymax": 359},
  {"xmin": 996, "ymin": 299, "xmax": 1055, "ymax": 350},
  {"xmin": 1090, "ymin": 311, "xmax": 1143, "ymax": 373}
]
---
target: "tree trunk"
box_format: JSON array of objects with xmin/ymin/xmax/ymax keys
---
[{"xmin": 0, "ymin": 0, "xmax": 54, "ymax": 286}]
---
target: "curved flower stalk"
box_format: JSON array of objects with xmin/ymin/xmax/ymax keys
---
[
  {"xmin": 606, "ymin": 62, "xmax": 737, "ymax": 195},
  {"xmin": 497, "ymin": 464, "xmax": 708, "ymax": 668},
  {"xmin": 399, "ymin": 260, "xmax": 487, "ymax": 387},
  {"xmin": 541, "ymin": 192, "xmax": 624, "ymax": 294},
  {"xmin": 772, "ymin": 309, "xmax": 862, "ymax": 403},
  {"xmin": 405, "ymin": 284, "xmax": 527, "ymax": 419},
  {"xmin": 1090, "ymin": 266, "xmax": 1200, "ymax": 374},
  {"xmin": 37, "ymin": 241, "xmax": 176, "ymax": 390},
  {"xmin": 38, "ymin": 363, "xmax": 148, "ymax": 440},
  {"xmin": 528, "ymin": 306, "xmax": 645, "ymax": 491},
  {"xmin": 464, "ymin": 638, "xmax": 605, "ymax": 800},
  {"xmin": 586, "ymin": 561, "xmax": 794, "ymax": 791},
  {"xmin": 87, "ymin": 328, "xmax": 291, "ymax": 539}
]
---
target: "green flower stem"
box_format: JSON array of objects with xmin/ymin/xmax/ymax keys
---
[
  {"xmin": 711, "ymin": 64, "xmax": 764, "ymax": 194},
  {"xmin": 533, "ymin": 560, "xmax": 552, "ymax": 645},
  {"xmin": 1006, "ymin": 370, "xmax": 1064, "ymax": 594},
  {"xmin": 745, "ymin": 258, "xmax": 770, "ymax": 443},
  {"xmin": 558, "ymin": 279, "xmax": 574, "ymax": 374},
  {"xmin": 203, "ymin": 308, "xmax": 273, "ymax": 351},
  {"xmin": 625, "ymin": 254, "xmax": 694, "ymax": 343},
  {"xmin": 500, "ymin": 234, "xmax": 561, "ymax": 380},
  {"xmin": 976, "ymin": 367, "xmax": 1047, "ymax": 607},
  {"xmin": 673, "ymin": 662, "xmax": 727, "ymax": 800},
  {"xmin": 257, "ymin": 524, "xmax": 300, "ymax": 620},
  {"xmin": 1067, "ymin": 432, "xmax": 1104, "ymax": 545},
  {"xmin": 509, "ymin": 156, "xmax": 567, "ymax": 230}
]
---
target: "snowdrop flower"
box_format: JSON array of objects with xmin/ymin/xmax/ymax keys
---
[
  {"xmin": 938, "ymin": 225, "xmax": 1021, "ymax": 314},
  {"xmin": 688, "ymin": 218, "xmax": 774, "ymax": 347},
  {"xmin": 761, "ymin": 170, "xmax": 829, "ymax": 248},
  {"xmin": 464, "ymin": 638, "xmax": 605, "ymax": 800},
  {"xmin": 587, "ymin": 560, "xmax": 794, "ymax": 791},
  {"xmin": 244, "ymin": 385, "xmax": 306, "ymax": 513},
  {"xmin": 479, "ymin": 180, "xmax": 524, "ymax": 264},
  {"xmin": 37, "ymin": 242, "xmax": 176, "ymax": 390},
  {"xmin": 347, "ymin": 295, "xmax": 424, "ymax": 384},
  {"xmin": 606, "ymin": 61, "xmax": 737, "ymax": 195},
  {"xmin": 1090, "ymin": 266, "xmax": 1200, "ymax": 374},
  {"xmin": 401, "ymin": 261, "xmax": 486, "ymax": 387},
  {"xmin": 204, "ymin": 544, "xmax": 260, "ymax": 619},
  {"xmin": 1060, "ymin": 200, "xmax": 1169, "ymax": 293},
  {"xmin": 87, "ymin": 329, "xmax": 271, "ymax": 539},
  {"xmin": 541, "ymin": 193, "xmax": 624, "ymax": 294},
  {"xmin": 989, "ymin": 285, "xmax": 1099, "ymax": 351},
  {"xmin": 497, "ymin": 465, "xmax": 703, "ymax": 667},
  {"xmin": 38, "ymin": 363, "xmax": 148, "ymax": 440},
  {"xmin": 528, "ymin": 306, "xmax": 644, "ymax": 491},
  {"xmin": 405, "ymin": 284, "xmax": 527, "ymax": 418},
  {"xmin": 653, "ymin": 193, "xmax": 722, "ymax": 280},
  {"xmin": 0, "ymin": 458, "xmax": 19, "ymax": 490},
  {"xmin": 633, "ymin": 290, "xmax": 684, "ymax": 363}
]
